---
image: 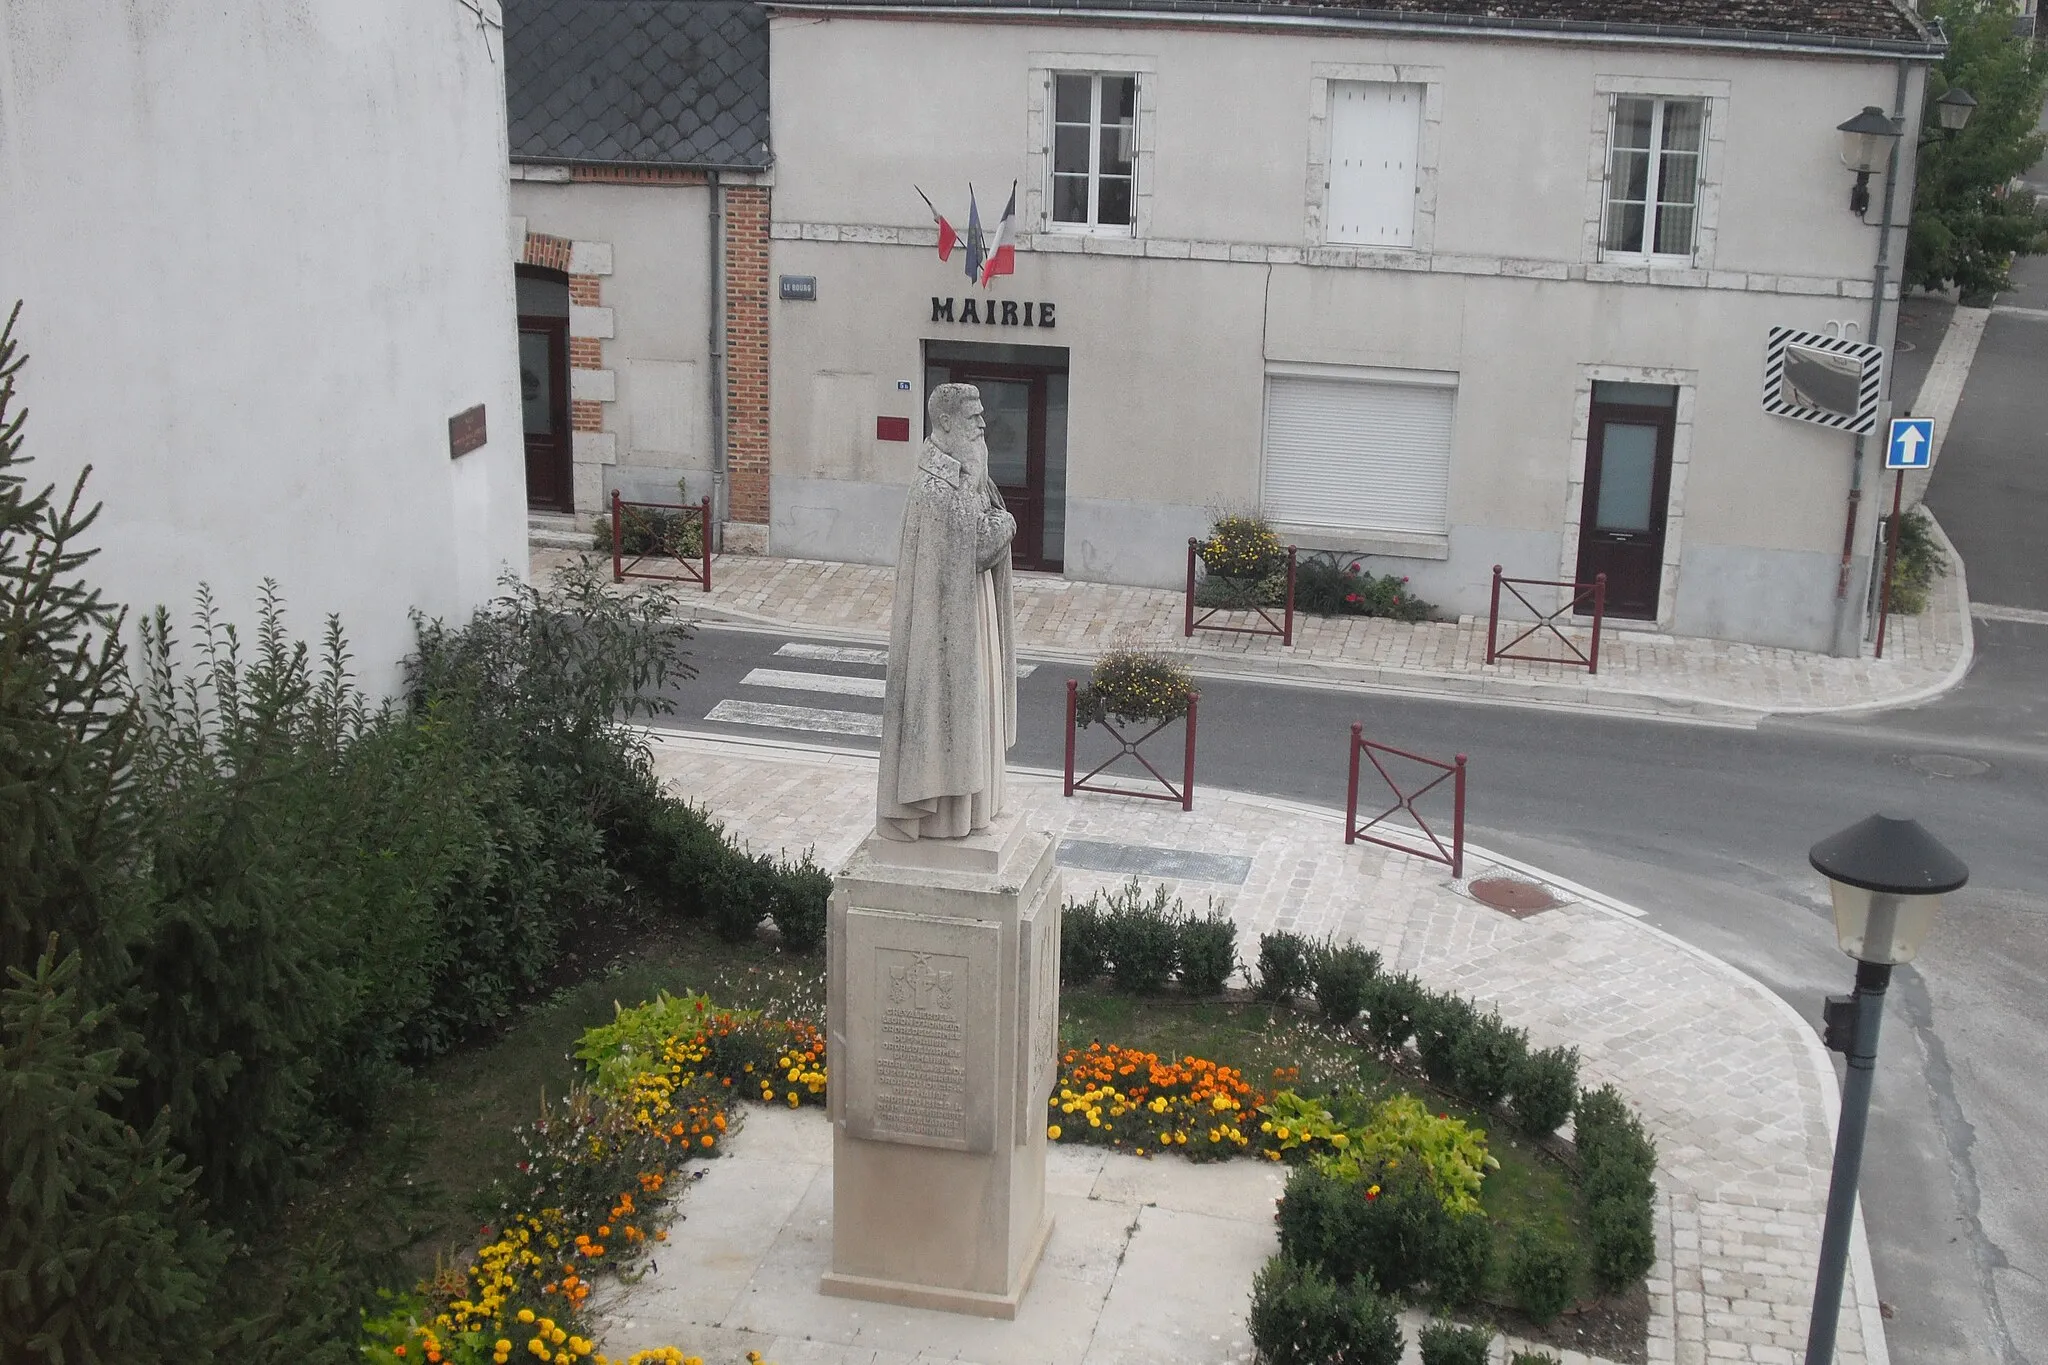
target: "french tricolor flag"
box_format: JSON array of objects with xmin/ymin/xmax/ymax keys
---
[
  {"xmin": 979, "ymin": 181, "xmax": 1018, "ymax": 287},
  {"xmin": 916, "ymin": 186, "xmax": 958, "ymax": 261}
]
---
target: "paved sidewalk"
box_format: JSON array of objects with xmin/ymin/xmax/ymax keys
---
[
  {"xmin": 589, "ymin": 732, "xmax": 1887, "ymax": 1365},
  {"xmin": 533, "ymin": 542, "xmax": 1969, "ymax": 725}
]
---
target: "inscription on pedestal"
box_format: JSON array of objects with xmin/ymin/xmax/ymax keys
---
[{"xmin": 875, "ymin": 950, "xmax": 967, "ymax": 1143}]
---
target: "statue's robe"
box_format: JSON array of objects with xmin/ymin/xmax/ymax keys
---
[{"xmin": 875, "ymin": 441, "xmax": 1017, "ymax": 840}]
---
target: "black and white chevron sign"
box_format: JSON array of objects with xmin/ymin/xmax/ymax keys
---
[{"xmin": 1762, "ymin": 326, "xmax": 1885, "ymax": 434}]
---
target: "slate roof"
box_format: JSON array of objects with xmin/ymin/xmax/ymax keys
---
[
  {"xmin": 506, "ymin": 0, "xmax": 770, "ymax": 169},
  {"xmin": 773, "ymin": 0, "xmax": 1933, "ymax": 48}
]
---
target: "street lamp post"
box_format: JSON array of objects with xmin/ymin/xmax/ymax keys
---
[{"xmin": 1801, "ymin": 813, "xmax": 1969, "ymax": 1365}]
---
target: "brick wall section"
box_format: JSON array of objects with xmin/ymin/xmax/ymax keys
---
[
  {"xmin": 567, "ymin": 276, "xmax": 601, "ymax": 307},
  {"xmin": 723, "ymin": 184, "xmax": 772, "ymax": 526},
  {"xmin": 571, "ymin": 400, "xmax": 604, "ymax": 433},
  {"xmin": 522, "ymin": 232, "xmax": 572, "ymax": 272}
]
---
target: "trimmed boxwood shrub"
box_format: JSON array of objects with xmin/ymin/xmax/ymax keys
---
[
  {"xmin": 1414, "ymin": 993, "xmax": 1478, "ymax": 1088},
  {"xmin": 1100, "ymin": 881, "xmax": 1182, "ymax": 994},
  {"xmin": 1575, "ymin": 1084, "xmax": 1659, "ymax": 1291},
  {"xmin": 1417, "ymin": 1320, "xmax": 1493, "ymax": 1365},
  {"xmin": 1358, "ymin": 971, "xmax": 1427, "ymax": 1055},
  {"xmin": 1255, "ymin": 930, "xmax": 1315, "ymax": 1005},
  {"xmin": 1275, "ymin": 1161, "xmax": 1491, "ymax": 1306},
  {"xmin": 1309, "ymin": 939, "xmax": 1381, "ymax": 1026},
  {"xmin": 1509, "ymin": 1043, "xmax": 1581, "ymax": 1137},
  {"xmin": 769, "ymin": 851, "xmax": 831, "ymax": 954},
  {"xmin": 1060, "ymin": 895, "xmax": 1108, "ymax": 986},
  {"xmin": 1248, "ymin": 1255, "xmax": 1405, "ymax": 1365},
  {"xmin": 1505, "ymin": 1226, "xmax": 1579, "ymax": 1324},
  {"xmin": 1177, "ymin": 911, "xmax": 1239, "ymax": 996},
  {"xmin": 1449, "ymin": 1008, "xmax": 1528, "ymax": 1107}
]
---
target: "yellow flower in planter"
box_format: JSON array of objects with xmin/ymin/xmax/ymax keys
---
[{"xmin": 1047, "ymin": 1124, "xmax": 1062, "ymax": 1140}]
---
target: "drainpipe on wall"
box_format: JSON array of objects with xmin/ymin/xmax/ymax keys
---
[
  {"xmin": 708, "ymin": 170, "xmax": 729, "ymax": 549},
  {"xmin": 1831, "ymin": 58, "xmax": 1910, "ymax": 658}
]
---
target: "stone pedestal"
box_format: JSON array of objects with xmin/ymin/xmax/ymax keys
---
[{"xmin": 821, "ymin": 811, "xmax": 1061, "ymax": 1319}]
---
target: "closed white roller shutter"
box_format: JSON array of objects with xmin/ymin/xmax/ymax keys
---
[{"xmin": 1262, "ymin": 374, "xmax": 1453, "ymax": 535}]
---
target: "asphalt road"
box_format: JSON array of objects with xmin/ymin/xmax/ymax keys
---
[{"xmin": 655, "ymin": 614, "xmax": 2048, "ymax": 1365}]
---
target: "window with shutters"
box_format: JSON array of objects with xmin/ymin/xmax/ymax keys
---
[
  {"xmin": 1049, "ymin": 72, "xmax": 1139, "ymax": 234},
  {"xmin": 1600, "ymin": 96, "xmax": 1706, "ymax": 261},
  {"xmin": 1325, "ymin": 82, "xmax": 1423, "ymax": 247},
  {"xmin": 1261, "ymin": 371, "xmax": 1455, "ymax": 538}
]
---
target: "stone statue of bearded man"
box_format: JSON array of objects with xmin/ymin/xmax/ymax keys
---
[{"xmin": 874, "ymin": 383, "xmax": 1019, "ymax": 841}]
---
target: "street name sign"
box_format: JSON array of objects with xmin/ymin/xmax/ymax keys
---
[{"xmin": 1885, "ymin": 417, "xmax": 1934, "ymax": 469}]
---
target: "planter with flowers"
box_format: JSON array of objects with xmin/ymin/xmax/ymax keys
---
[
  {"xmin": 1186, "ymin": 514, "xmax": 1297, "ymax": 644},
  {"xmin": 1064, "ymin": 648, "xmax": 1200, "ymax": 809}
]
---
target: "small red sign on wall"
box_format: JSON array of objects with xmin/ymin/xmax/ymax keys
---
[{"xmin": 876, "ymin": 415, "xmax": 911, "ymax": 442}]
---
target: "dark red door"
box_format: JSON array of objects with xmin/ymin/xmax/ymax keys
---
[
  {"xmin": 943, "ymin": 363, "xmax": 1056, "ymax": 572},
  {"xmin": 519, "ymin": 316, "xmax": 573, "ymax": 512},
  {"xmin": 1574, "ymin": 399, "xmax": 1675, "ymax": 620}
]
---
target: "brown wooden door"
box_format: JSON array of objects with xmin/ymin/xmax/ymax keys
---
[
  {"xmin": 943, "ymin": 363, "xmax": 1057, "ymax": 572},
  {"xmin": 1574, "ymin": 400, "xmax": 1675, "ymax": 619},
  {"xmin": 519, "ymin": 316, "xmax": 573, "ymax": 511}
]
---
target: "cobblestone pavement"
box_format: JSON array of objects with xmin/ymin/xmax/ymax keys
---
[
  {"xmin": 595, "ymin": 732, "xmax": 1886, "ymax": 1365},
  {"xmin": 535, "ymin": 538, "xmax": 1968, "ymax": 723}
]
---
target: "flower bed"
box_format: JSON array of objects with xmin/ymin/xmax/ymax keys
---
[{"xmin": 357, "ymin": 995, "xmax": 826, "ymax": 1365}]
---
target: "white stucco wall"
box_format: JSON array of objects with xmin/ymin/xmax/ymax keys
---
[
  {"xmin": 766, "ymin": 11, "xmax": 1929, "ymax": 651},
  {"xmin": 0, "ymin": 0, "xmax": 526, "ymax": 697},
  {"xmin": 510, "ymin": 180, "xmax": 718, "ymax": 512}
]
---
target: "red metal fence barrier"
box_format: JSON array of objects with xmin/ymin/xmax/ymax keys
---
[
  {"xmin": 1184, "ymin": 540, "xmax": 1296, "ymax": 646},
  {"xmin": 1344, "ymin": 724, "xmax": 1465, "ymax": 878},
  {"xmin": 1064, "ymin": 678, "xmax": 1197, "ymax": 810},
  {"xmin": 612, "ymin": 490, "xmax": 712, "ymax": 591},
  {"xmin": 1484, "ymin": 564, "xmax": 1604, "ymax": 673}
]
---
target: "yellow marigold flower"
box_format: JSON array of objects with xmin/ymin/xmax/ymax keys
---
[
  {"xmin": 517, "ymin": 1310, "xmax": 536, "ymax": 1325},
  {"xmin": 498, "ymin": 1342, "xmax": 513, "ymax": 1354},
  {"xmin": 1047, "ymin": 1124, "xmax": 1062, "ymax": 1139}
]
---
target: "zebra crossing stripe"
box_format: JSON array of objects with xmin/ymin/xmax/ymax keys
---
[
  {"xmin": 705, "ymin": 700, "xmax": 881, "ymax": 737},
  {"xmin": 776, "ymin": 643, "xmax": 889, "ymax": 666},
  {"xmin": 742, "ymin": 667, "xmax": 885, "ymax": 699},
  {"xmin": 766, "ymin": 641, "xmax": 1035, "ymax": 678}
]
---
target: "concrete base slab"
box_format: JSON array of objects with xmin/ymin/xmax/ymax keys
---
[{"xmin": 818, "ymin": 1210, "xmax": 1052, "ymax": 1320}]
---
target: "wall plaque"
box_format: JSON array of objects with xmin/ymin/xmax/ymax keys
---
[
  {"xmin": 780, "ymin": 274, "xmax": 819, "ymax": 301},
  {"xmin": 840, "ymin": 907, "xmax": 999, "ymax": 1153},
  {"xmin": 448, "ymin": 403, "xmax": 488, "ymax": 458}
]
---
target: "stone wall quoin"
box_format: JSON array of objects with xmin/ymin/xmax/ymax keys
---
[{"xmin": 725, "ymin": 183, "xmax": 773, "ymax": 529}]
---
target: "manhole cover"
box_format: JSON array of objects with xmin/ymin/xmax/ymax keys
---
[
  {"xmin": 1907, "ymin": 753, "xmax": 1992, "ymax": 779},
  {"xmin": 1468, "ymin": 876, "xmax": 1563, "ymax": 917}
]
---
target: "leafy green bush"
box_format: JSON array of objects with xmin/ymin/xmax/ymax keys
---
[
  {"xmin": 1254, "ymin": 931, "xmax": 1315, "ymax": 1004},
  {"xmin": 704, "ymin": 848, "xmax": 778, "ymax": 944},
  {"xmin": 1060, "ymin": 895, "xmax": 1108, "ymax": 986},
  {"xmin": 1309, "ymin": 939, "xmax": 1381, "ymax": 1026},
  {"xmin": 1511, "ymin": 1352, "xmax": 1564, "ymax": 1365},
  {"xmin": 1094, "ymin": 879, "xmax": 1183, "ymax": 994},
  {"xmin": 1073, "ymin": 648, "xmax": 1194, "ymax": 728},
  {"xmin": 1276, "ymin": 1160, "xmax": 1491, "ymax": 1305},
  {"xmin": 1509, "ymin": 1044, "xmax": 1580, "ymax": 1137},
  {"xmin": 1881, "ymin": 506, "xmax": 1949, "ymax": 615},
  {"xmin": 1575, "ymin": 1085, "xmax": 1659, "ymax": 1291},
  {"xmin": 1450, "ymin": 1009, "xmax": 1528, "ymax": 1108},
  {"xmin": 1414, "ymin": 993, "xmax": 1478, "ymax": 1089},
  {"xmin": 1417, "ymin": 1319, "xmax": 1493, "ymax": 1365},
  {"xmin": 1359, "ymin": 971, "xmax": 1428, "ymax": 1055},
  {"xmin": 1194, "ymin": 568, "xmax": 1287, "ymax": 609},
  {"xmin": 575, "ymin": 991, "xmax": 718, "ymax": 1092},
  {"xmin": 1176, "ymin": 910, "xmax": 1239, "ymax": 996},
  {"xmin": 1248, "ymin": 1255, "xmax": 1405, "ymax": 1365},
  {"xmin": 771, "ymin": 851, "xmax": 833, "ymax": 954},
  {"xmin": 1505, "ymin": 1226, "xmax": 1579, "ymax": 1325},
  {"xmin": 1293, "ymin": 556, "xmax": 1435, "ymax": 622},
  {"xmin": 1319, "ymin": 1095, "xmax": 1497, "ymax": 1217}
]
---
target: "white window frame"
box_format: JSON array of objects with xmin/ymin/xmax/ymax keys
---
[
  {"xmin": 1047, "ymin": 71, "xmax": 1139, "ymax": 235},
  {"xmin": 1028, "ymin": 53, "xmax": 1154, "ymax": 240},
  {"xmin": 1583, "ymin": 76, "xmax": 1727, "ymax": 271}
]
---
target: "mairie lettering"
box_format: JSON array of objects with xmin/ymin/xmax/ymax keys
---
[{"xmin": 930, "ymin": 297, "xmax": 1056, "ymax": 329}]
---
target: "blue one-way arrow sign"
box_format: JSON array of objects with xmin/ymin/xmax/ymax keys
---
[{"xmin": 1886, "ymin": 417, "xmax": 1934, "ymax": 469}]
